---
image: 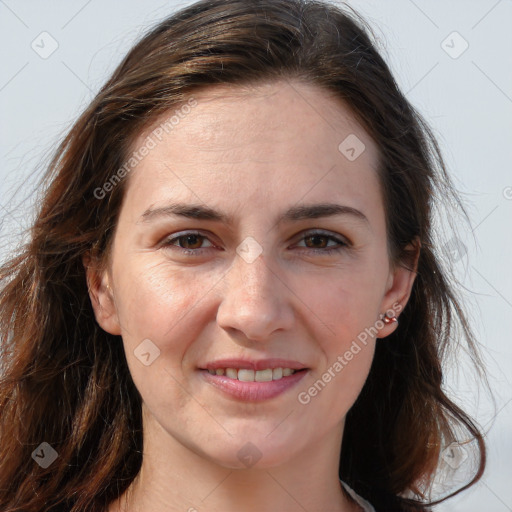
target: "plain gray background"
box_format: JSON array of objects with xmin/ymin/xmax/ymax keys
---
[{"xmin": 0, "ymin": 0, "xmax": 511, "ymax": 510}]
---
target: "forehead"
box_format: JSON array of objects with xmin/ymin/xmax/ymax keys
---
[{"xmin": 123, "ymin": 80, "xmax": 382, "ymax": 222}]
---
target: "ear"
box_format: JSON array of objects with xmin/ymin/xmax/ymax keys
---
[
  {"xmin": 82, "ymin": 252, "xmax": 122, "ymax": 336},
  {"xmin": 377, "ymin": 239, "xmax": 420, "ymax": 339}
]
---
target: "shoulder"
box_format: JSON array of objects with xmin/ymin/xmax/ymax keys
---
[{"xmin": 341, "ymin": 481, "xmax": 432, "ymax": 512}]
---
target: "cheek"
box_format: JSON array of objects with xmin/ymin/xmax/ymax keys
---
[
  {"xmin": 301, "ymin": 257, "xmax": 387, "ymax": 349},
  {"xmin": 112, "ymin": 259, "xmax": 216, "ymax": 419},
  {"xmin": 296, "ymin": 280, "xmax": 378, "ymax": 425},
  {"xmin": 111, "ymin": 258, "xmax": 224, "ymax": 400},
  {"xmin": 293, "ymin": 257, "xmax": 385, "ymax": 412},
  {"xmin": 114, "ymin": 259, "xmax": 209, "ymax": 344},
  {"xmin": 301, "ymin": 342, "xmax": 374, "ymax": 435}
]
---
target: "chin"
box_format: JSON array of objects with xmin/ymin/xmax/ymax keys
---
[{"xmin": 198, "ymin": 432, "xmax": 301, "ymax": 470}]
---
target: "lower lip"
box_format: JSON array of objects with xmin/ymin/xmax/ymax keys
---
[{"xmin": 199, "ymin": 369, "xmax": 308, "ymax": 401}]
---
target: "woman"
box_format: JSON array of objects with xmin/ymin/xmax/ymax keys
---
[{"xmin": 0, "ymin": 0, "xmax": 486, "ymax": 511}]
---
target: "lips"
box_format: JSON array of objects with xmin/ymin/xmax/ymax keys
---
[{"xmin": 198, "ymin": 358, "xmax": 309, "ymax": 401}]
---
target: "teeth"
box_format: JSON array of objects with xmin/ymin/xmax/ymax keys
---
[
  {"xmin": 255, "ymin": 368, "xmax": 273, "ymax": 382},
  {"xmin": 207, "ymin": 367, "xmax": 298, "ymax": 381},
  {"xmin": 225, "ymin": 368, "xmax": 238, "ymax": 379},
  {"xmin": 272, "ymin": 367, "xmax": 283, "ymax": 380},
  {"xmin": 238, "ymin": 369, "xmax": 255, "ymax": 382}
]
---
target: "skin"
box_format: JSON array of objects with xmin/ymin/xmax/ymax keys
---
[{"xmin": 85, "ymin": 80, "xmax": 418, "ymax": 512}]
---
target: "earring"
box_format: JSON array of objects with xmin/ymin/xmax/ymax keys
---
[{"xmin": 382, "ymin": 311, "xmax": 398, "ymax": 324}]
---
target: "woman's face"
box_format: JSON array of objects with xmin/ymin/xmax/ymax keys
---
[{"xmin": 89, "ymin": 80, "xmax": 413, "ymax": 469}]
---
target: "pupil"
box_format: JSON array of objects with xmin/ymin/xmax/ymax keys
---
[
  {"xmin": 183, "ymin": 235, "xmax": 202, "ymax": 249},
  {"xmin": 307, "ymin": 235, "xmax": 326, "ymax": 248}
]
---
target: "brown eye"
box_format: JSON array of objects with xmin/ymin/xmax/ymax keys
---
[
  {"xmin": 177, "ymin": 234, "xmax": 205, "ymax": 249},
  {"xmin": 304, "ymin": 234, "xmax": 330, "ymax": 249},
  {"xmin": 163, "ymin": 232, "xmax": 214, "ymax": 251},
  {"xmin": 295, "ymin": 231, "xmax": 348, "ymax": 253}
]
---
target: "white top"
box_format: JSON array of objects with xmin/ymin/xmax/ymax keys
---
[{"xmin": 341, "ymin": 480, "xmax": 376, "ymax": 512}]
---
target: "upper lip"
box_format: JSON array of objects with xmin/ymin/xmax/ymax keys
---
[{"xmin": 200, "ymin": 358, "xmax": 308, "ymax": 371}]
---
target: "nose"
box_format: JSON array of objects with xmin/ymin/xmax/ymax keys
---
[{"xmin": 216, "ymin": 251, "xmax": 295, "ymax": 343}]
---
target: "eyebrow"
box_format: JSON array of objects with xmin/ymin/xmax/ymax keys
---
[{"xmin": 139, "ymin": 202, "xmax": 369, "ymax": 225}]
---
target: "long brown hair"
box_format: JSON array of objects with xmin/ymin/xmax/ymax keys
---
[{"xmin": 0, "ymin": 1, "xmax": 486, "ymax": 510}]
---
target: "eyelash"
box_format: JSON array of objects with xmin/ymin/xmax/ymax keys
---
[{"xmin": 161, "ymin": 230, "xmax": 349, "ymax": 256}]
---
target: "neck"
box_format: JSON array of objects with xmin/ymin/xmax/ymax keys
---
[{"xmin": 109, "ymin": 407, "xmax": 359, "ymax": 512}]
